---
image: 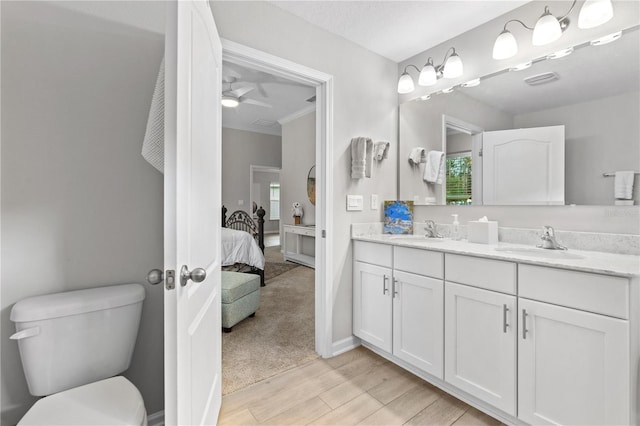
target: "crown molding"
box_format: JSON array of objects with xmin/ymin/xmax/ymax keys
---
[{"xmin": 277, "ymin": 105, "xmax": 316, "ymax": 125}]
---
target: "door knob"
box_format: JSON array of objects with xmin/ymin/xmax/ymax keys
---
[
  {"xmin": 147, "ymin": 269, "xmax": 164, "ymax": 285},
  {"xmin": 180, "ymin": 265, "xmax": 207, "ymax": 287}
]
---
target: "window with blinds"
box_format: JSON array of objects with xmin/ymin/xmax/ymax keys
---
[{"xmin": 446, "ymin": 153, "xmax": 472, "ymax": 205}]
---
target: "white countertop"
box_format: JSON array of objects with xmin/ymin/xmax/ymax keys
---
[{"xmin": 353, "ymin": 234, "xmax": 640, "ymax": 277}]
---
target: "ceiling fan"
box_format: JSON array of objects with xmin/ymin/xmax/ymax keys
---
[{"xmin": 221, "ymin": 77, "xmax": 272, "ymax": 109}]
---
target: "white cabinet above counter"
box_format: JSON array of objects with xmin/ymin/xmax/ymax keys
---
[{"xmin": 352, "ymin": 237, "xmax": 639, "ymax": 425}]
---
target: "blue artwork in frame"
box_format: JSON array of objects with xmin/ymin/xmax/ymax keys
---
[{"xmin": 383, "ymin": 200, "xmax": 414, "ymax": 234}]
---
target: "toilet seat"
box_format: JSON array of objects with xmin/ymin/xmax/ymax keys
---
[{"xmin": 18, "ymin": 376, "xmax": 147, "ymax": 426}]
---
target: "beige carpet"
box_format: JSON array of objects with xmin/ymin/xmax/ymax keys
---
[
  {"xmin": 263, "ymin": 246, "xmax": 299, "ymax": 281},
  {"xmin": 221, "ymin": 261, "xmax": 317, "ymax": 395}
]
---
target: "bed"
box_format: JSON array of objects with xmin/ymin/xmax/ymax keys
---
[{"xmin": 221, "ymin": 205, "xmax": 266, "ymax": 286}]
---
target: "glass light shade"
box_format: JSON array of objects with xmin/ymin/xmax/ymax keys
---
[
  {"xmin": 493, "ymin": 30, "xmax": 518, "ymax": 60},
  {"xmin": 578, "ymin": 0, "xmax": 613, "ymax": 29},
  {"xmin": 532, "ymin": 10, "xmax": 562, "ymax": 46},
  {"xmin": 418, "ymin": 64, "xmax": 437, "ymax": 86},
  {"xmin": 397, "ymin": 72, "xmax": 415, "ymax": 94},
  {"xmin": 221, "ymin": 96, "xmax": 239, "ymax": 108},
  {"xmin": 443, "ymin": 53, "xmax": 463, "ymax": 79}
]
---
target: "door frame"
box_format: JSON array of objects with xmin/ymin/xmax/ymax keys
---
[{"xmin": 222, "ymin": 39, "xmax": 334, "ymax": 357}]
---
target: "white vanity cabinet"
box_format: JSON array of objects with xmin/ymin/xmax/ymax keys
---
[
  {"xmin": 353, "ymin": 241, "xmax": 444, "ymax": 377},
  {"xmin": 517, "ymin": 265, "xmax": 630, "ymax": 425},
  {"xmin": 444, "ymin": 255, "xmax": 517, "ymax": 416}
]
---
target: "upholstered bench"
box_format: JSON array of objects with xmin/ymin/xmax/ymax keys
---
[{"xmin": 221, "ymin": 271, "xmax": 260, "ymax": 332}]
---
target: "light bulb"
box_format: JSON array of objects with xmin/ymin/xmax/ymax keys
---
[
  {"xmin": 532, "ymin": 8, "xmax": 562, "ymax": 46},
  {"xmin": 579, "ymin": 0, "xmax": 613, "ymax": 29},
  {"xmin": 221, "ymin": 96, "xmax": 239, "ymax": 108},
  {"xmin": 418, "ymin": 63, "xmax": 437, "ymax": 86},
  {"xmin": 493, "ymin": 29, "xmax": 518, "ymax": 60},
  {"xmin": 397, "ymin": 72, "xmax": 415, "ymax": 94},
  {"xmin": 443, "ymin": 52, "xmax": 463, "ymax": 79}
]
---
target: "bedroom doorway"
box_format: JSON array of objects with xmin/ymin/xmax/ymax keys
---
[{"xmin": 220, "ymin": 40, "xmax": 333, "ymax": 396}]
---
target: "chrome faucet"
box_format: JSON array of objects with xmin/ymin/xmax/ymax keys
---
[
  {"xmin": 537, "ymin": 226, "xmax": 567, "ymax": 250},
  {"xmin": 424, "ymin": 220, "xmax": 443, "ymax": 238}
]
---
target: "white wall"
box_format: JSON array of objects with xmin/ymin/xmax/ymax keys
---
[
  {"xmin": 211, "ymin": 1, "xmax": 399, "ymax": 343},
  {"xmin": 514, "ymin": 91, "xmax": 640, "ymax": 206},
  {"xmin": 1, "ymin": 2, "xmax": 164, "ymax": 423},
  {"xmin": 253, "ymin": 170, "xmax": 280, "ymax": 233},
  {"xmin": 281, "ymin": 111, "xmax": 316, "ymax": 229},
  {"xmin": 222, "ymin": 127, "xmax": 281, "ymax": 215}
]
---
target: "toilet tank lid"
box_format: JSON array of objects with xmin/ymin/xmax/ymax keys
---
[{"xmin": 10, "ymin": 284, "xmax": 145, "ymax": 322}]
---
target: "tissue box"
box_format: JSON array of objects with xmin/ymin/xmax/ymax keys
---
[{"xmin": 468, "ymin": 221, "xmax": 498, "ymax": 244}]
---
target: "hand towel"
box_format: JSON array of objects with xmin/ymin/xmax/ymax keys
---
[
  {"xmin": 409, "ymin": 147, "xmax": 426, "ymax": 165},
  {"xmin": 351, "ymin": 137, "xmax": 373, "ymax": 179},
  {"xmin": 614, "ymin": 171, "xmax": 635, "ymax": 199},
  {"xmin": 374, "ymin": 141, "xmax": 390, "ymax": 161},
  {"xmin": 142, "ymin": 57, "xmax": 165, "ymax": 174},
  {"xmin": 424, "ymin": 150, "xmax": 445, "ymax": 184}
]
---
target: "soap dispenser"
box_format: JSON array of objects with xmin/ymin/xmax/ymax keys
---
[{"xmin": 451, "ymin": 214, "xmax": 461, "ymax": 240}]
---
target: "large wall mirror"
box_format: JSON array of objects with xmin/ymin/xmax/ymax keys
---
[{"xmin": 399, "ymin": 25, "xmax": 640, "ymax": 206}]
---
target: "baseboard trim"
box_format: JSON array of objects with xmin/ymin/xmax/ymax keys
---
[
  {"xmin": 331, "ymin": 335, "xmax": 361, "ymax": 357},
  {"xmin": 147, "ymin": 410, "xmax": 165, "ymax": 426}
]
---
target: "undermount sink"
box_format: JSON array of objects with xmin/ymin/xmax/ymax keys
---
[
  {"xmin": 388, "ymin": 235, "xmax": 443, "ymax": 242},
  {"xmin": 494, "ymin": 247, "xmax": 584, "ymax": 260}
]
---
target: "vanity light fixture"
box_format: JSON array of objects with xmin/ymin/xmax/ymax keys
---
[
  {"xmin": 591, "ymin": 31, "xmax": 622, "ymax": 46},
  {"xmin": 547, "ymin": 47, "xmax": 574, "ymax": 59},
  {"xmin": 492, "ymin": 0, "xmax": 614, "ymax": 60},
  {"xmin": 510, "ymin": 61, "xmax": 533, "ymax": 71},
  {"xmin": 461, "ymin": 78, "xmax": 481, "ymax": 88},
  {"xmin": 397, "ymin": 47, "xmax": 464, "ymax": 94}
]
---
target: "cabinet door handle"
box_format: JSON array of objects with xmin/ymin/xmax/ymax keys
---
[
  {"xmin": 522, "ymin": 309, "xmax": 529, "ymax": 339},
  {"xmin": 503, "ymin": 304, "xmax": 509, "ymax": 333},
  {"xmin": 383, "ymin": 275, "xmax": 389, "ymax": 295},
  {"xmin": 393, "ymin": 278, "xmax": 399, "ymax": 298}
]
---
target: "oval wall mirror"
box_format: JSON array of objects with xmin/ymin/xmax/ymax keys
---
[{"xmin": 307, "ymin": 165, "xmax": 316, "ymax": 206}]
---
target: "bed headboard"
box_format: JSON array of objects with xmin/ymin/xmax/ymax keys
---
[{"xmin": 222, "ymin": 205, "xmax": 265, "ymax": 252}]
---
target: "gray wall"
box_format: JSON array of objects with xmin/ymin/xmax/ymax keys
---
[
  {"xmin": 281, "ymin": 112, "xmax": 316, "ymax": 229},
  {"xmin": 253, "ymin": 170, "xmax": 280, "ymax": 233},
  {"xmin": 1, "ymin": 2, "xmax": 164, "ymax": 423},
  {"xmin": 515, "ymin": 91, "xmax": 640, "ymax": 206},
  {"xmin": 222, "ymin": 127, "xmax": 281, "ymax": 216},
  {"xmin": 211, "ymin": 1, "xmax": 399, "ymax": 344}
]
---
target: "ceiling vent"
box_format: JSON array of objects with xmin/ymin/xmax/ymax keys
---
[
  {"xmin": 524, "ymin": 72, "xmax": 560, "ymax": 86},
  {"xmin": 306, "ymin": 95, "xmax": 316, "ymax": 103},
  {"xmin": 251, "ymin": 119, "xmax": 278, "ymax": 127}
]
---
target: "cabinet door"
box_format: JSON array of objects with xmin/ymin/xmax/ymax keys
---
[
  {"xmin": 445, "ymin": 282, "xmax": 516, "ymax": 416},
  {"xmin": 518, "ymin": 298, "xmax": 629, "ymax": 426},
  {"xmin": 393, "ymin": 270, "xmax": 443, "ymax": 378},
  {"xmin": 353, "ymin": 261, "xmax": 392, "ymax": 352}
]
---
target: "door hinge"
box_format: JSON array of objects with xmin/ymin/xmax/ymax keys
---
[
  {"xmin": 321, "ymin": 230, "xmax": 326, "ymax": 238},
  {"xmin": 479, "ymin": 147, "xmax": 483, "ymax": 157},
  {"xmin": 165, "ymin": 270, "xmax": 176, "ymax": 290}
]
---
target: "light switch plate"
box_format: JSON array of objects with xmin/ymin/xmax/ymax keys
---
[
  {"xmin": 371, "ymin": 194, "xmax": 379, "ymax": 210},
  {"xmin": 346, "ymin": 195, "xmax": 363, "ymax": 211}
]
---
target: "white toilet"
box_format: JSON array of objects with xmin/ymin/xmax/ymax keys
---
[{"xmin": 10, "ymin": 283, "xmax": 147, "ymax": 425}]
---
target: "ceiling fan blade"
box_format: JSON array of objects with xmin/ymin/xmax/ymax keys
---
[
  {"xmin": 241, "ymin": 98, "xmax": 273, "ymax": 108},
  {"xmin": 230, "ymin": 86, "xmax": 254, "ymax": 98}
]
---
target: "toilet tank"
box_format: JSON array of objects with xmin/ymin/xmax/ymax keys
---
[{"xmin": 10, "ymin": 283, "xmax": 145, "ymax": 396}]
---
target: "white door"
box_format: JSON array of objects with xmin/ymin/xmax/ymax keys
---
[
  {"xmin": 353, "ymin": 261, "xmax": 393, "ymax": 352},
  {"xmin": 392, "ymin": 270, "xmax": 443, "ymax": 378},
  {"xmin": 518, "ymin": 298, "xmax": 629, "ymax": 425},
  {"xmin": 483, "ymin": 126, "xmax": 564, "ymax": 205},
  {"xmin": 444, "ymin": 282, "xmax": 517, "ymax": 416},
  {"xmin": 164, "ymin": 1, "xmax": 223, "ymax": 425}
]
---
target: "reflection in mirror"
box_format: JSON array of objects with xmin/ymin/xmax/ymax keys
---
[
  {"xmin": 307, "ymin": 165, "xmax": 316, "ymax": 205},
  {"xmin": 444, "ymin": 116, "xmax": 483, "ymax": 205},
  {"xmin": 399, "ymin": 25, "xmax": 640, "ymax": 206}
]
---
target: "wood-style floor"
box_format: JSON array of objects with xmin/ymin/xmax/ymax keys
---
[{"xmin": 219, "ymin": 346, "xmax": 504, "ymax": 426}]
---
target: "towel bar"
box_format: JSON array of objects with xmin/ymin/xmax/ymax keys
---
[{"xmin": 602, "ymin": 172, "xmax": 640, "ymax": 177}]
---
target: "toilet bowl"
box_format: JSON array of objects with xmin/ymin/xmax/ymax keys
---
[{"xmin": 10, "ymin": 284, "xmax": 147, "ymax": 425}]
